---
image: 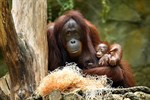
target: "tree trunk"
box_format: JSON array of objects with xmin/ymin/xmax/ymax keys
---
[{"xmin": 0, "ymin": 0, "xmax": 47, "ymax": 99}]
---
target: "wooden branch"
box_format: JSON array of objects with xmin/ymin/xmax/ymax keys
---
[{"xmin": 0, "ymin": 0, "xmax": 47, "ymax": 99}]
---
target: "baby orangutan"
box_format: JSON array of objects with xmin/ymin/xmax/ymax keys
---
[{"xmin": 96, "ymin": 43, "xmax": 111, "ymax": 66}]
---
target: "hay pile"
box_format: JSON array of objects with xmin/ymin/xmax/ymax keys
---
[{"xmin": 36, "ymin": 63, "xmax": 109, "ymax": 96}]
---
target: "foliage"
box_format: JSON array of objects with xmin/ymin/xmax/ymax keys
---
[
  {"xmin": 100, "ymin": 0, "xmax": 110, "ymax": 23},
  {"xmin": 57, "ymin": 0, "xmax": 74, "ymax": 15},
  {"xmin": 47, "ymin": 0, "xmax": 74, "ymax": 22}
]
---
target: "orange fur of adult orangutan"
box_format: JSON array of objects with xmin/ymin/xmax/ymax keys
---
[{"xmin": 47, "ymin": 10, "xmax": 135, "ymax": 88}]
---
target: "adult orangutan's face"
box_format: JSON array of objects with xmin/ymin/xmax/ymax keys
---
[{"xmin": 62, "ymin": 19, "xmax": 82, "ymax": 57}]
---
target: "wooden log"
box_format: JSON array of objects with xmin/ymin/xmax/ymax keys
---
[{"xmin": 0, "ymin": 0, "xmax": 47, "ymax": 99}]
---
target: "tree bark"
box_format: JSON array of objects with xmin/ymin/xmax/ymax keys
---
[{"xmin": 0, "ymin": 0, "xmax": 47, "ymax": 99}]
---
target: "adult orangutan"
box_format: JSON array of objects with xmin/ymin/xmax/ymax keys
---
[{"xmin": 47, "ymin": 10, "xmax": 135, "ymax": 87}]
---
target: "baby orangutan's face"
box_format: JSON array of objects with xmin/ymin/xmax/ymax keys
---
[{"xmin": 96, "ymin": 43, "xmax": 109, "ymax": 58}]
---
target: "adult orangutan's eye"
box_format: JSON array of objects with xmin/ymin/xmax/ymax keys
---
[{"xmin": 66, "ymin": 32, "xmax": 71, "ymax": 36}]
